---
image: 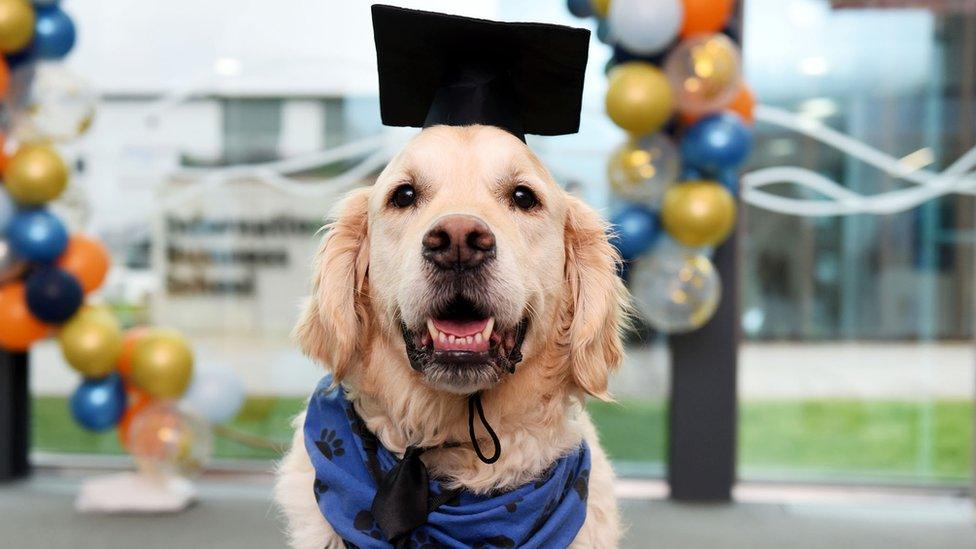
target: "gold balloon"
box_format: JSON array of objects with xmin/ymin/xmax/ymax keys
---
[
  {"xmin": 74, "ymin": 303, "xmax": 116, "ymax": 324},
  {"xmin": 131, "ymin": 329, "xmax": 194, "ymax": 399},
  {"xmin": 0, "ymin": 0, "xmax": 34, "ymax": 53},
  {"xmin": 605, "ymin": 62, "xmax": 674, "ymax": 136},
  {"xmin": 661, "ymin": 181, "xmax": 736, "ymax": 247},
  {"xmin": 4, "ymin": 144, "xmax": 69, "ymax": 205},
  {"xmin": 59, "ymin": 308, "xmax": 124, "ymax": 378},
  {"xmin": 664, "ymin": 33, "xmax": 742, "ymax": 114},
  {"xmin": 590, "ymin": 0, "xmax": 610, "ymax": 17}
]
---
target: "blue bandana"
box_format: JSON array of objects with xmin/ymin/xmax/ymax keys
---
[{"xmin": 304, "ymin": 375, "xmax": 591, "ymax": 548}]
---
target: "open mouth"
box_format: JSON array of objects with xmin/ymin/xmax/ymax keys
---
[{"xmin": 401, "ymin": 296, "xmax": 528, "ymax": 393}]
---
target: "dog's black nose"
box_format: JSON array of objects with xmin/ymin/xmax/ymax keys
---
[{"xmin": 422, "ymin": 214, "xmax": 496, "ymax": 271}]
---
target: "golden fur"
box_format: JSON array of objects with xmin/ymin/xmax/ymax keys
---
[{"xmin": 276, "ymin": 125, "xmax": 628, "ymax": 548}]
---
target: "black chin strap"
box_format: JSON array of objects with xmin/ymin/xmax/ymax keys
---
[{"xmin": 468, "ymin": 392, "xmax": 501, "ymax": 464}]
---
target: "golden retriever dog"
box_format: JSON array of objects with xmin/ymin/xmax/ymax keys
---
[{"xmin": 275, "ymin": 124, "xmax": 628, "ymax": 548}]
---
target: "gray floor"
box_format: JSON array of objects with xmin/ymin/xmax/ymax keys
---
[{"xmin": 2, "ymin": 474, "xmax": 975, "ymax": 548}]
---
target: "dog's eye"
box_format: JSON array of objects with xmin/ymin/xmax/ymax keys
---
[
  {"xmin": 390, "ymin": 184, "xmax": 417, "ymax": 208},
  {"xmin": 511, "ymin": 185, "xmax": 539, "ymax": 211}
]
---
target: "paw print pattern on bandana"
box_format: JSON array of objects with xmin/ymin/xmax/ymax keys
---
[
  {"xmin": 472, "ymin": 535, "xmax": 516, "ymax": 548},
  {"xmin": 353, "ymin": 510, "xmax": 384, "ymax": 540},
  {"xmin": 532, "ymin": 466, "xmax": 555, "ymax": 489},
  {"xmin": 315, "ymin": 428, "xmax": 346, "ymax": 461},
  {"xmin": 406, "ymin": 530, "xmax": 441, "ymax": 549},
  {"xmin": 313, "ymin": 478, "xmax": 329, "ymax": 502},
  {"xmin": 504, "ymin": 496, "xmax": 522, "ymax": 513},
  {"xmin": 574, "ymin": 469, "xmax": 590, "ymax": 500}
]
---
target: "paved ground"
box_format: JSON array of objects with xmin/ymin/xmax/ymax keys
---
[{"xmin": 2, "ymin": 473, "xmax": 974, "ymax": 548}]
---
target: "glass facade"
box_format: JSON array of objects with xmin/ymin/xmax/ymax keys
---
[
  {"xmin": 28, "ymin": 0, "xmax": 973, "ymax": 486},
  {"xmin": 738, "ymin": 0, "xmax": 974, "ymax": 484}
]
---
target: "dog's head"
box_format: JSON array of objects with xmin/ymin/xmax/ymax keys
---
[{"xmin": 296, "ymin": 125, "xmax": 627, "ymax": 399}]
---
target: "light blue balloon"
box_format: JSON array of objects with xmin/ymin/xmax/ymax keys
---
[
  {"xmin": 70, "ymin": 374, "xmax": 127, "ymax": 432},
  {"xmin": 0, "ymin": 186, "xmax": 14, "ymax": 233},
  {"xmin": 180, "ymin": 362, "xmax": 246, "ymax": 424},
  {"xmin": 6, "ymin": 208, "xmax": 69, "ymax": 262},
  {"xmin": 34, "ymin": 6, "xmax": 77, "ymax": 60},
  {"xmin": 567, "ymin": 0, "xmax": 594, "ymax": 18},
  {"xmin": 680, "ymin": 113, "xmax": 754, "ymax": 174},
  {"xmin": 610, "ymin": 204, "xmax": 660, "ymax": 261}
]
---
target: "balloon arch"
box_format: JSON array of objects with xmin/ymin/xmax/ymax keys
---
[
  {"xmin": 570, "ymin": 0, "xmax": 753, "ymax": 334},
  {"xmin": 0, "ymin": 0, "xmax": 225, "ymax": 478}
]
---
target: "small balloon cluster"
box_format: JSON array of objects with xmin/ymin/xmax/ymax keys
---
[{"xmin": 569, "ymin": 0, "xmax": 754, "ymax": 333}]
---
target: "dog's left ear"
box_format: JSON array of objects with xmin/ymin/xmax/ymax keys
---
[{"xmin": 561, "ymin": 196, "xmax": 630, "ymax": 400}]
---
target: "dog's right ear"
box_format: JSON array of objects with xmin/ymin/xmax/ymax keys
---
[{"xmin": 294, "ymin": 187, "xmax": 371, "ymax": 382}]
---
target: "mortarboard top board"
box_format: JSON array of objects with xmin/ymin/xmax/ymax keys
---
[{"xmin": 371, "ymin": 4, "xmax": 591, "ymax": 142}]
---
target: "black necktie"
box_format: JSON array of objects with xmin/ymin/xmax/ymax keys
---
[{"xmin": 370, "ymin": 393, "xmax": 501, "ymax": 542}]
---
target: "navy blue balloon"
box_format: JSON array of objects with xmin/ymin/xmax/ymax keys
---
[
  {"xmin": 25, "ymin": 267, "xmax": 83, "ymax": 323},
  {"xmin": 680, "ymin": 113, "xmax": 754, "ymax": 174},
  {"xmin": 5, "ymin": 44, "xmax": 36, "ymax": 69},
  {"xmin": 6, "ymin": 209, "xmax": 69, "ymax": 262},
  {"xmin": 680, "ymin": 166, "xmax": 703, "ymax": 180},
  {"xmin": 610, "ymin": 205, "xmax": 660, "ymax": 261},
  {"xmin": 33, "ymin": 6, "xmax": 77, "ymax": 60},
  {"xmin": 613, "ymin": 44, "xmax": 671, "ymax": 66},
  {"xmin": 719, "ymin": 168, "xmax": 740, "ymax": 195},
  {"xmin": 70, "ymin": 373, "xmax": 127, "ymax": 432},
  {"xmin": 567, "ymin": 0, "xmax": 594, "ymax": 18}
]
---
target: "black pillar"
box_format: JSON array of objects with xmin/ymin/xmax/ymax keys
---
[
  {"xmin": 0, "ymin": 351, "xmax": 30, "ymax": 481},
  {"xmin": 667, "ymin": 228, "xmax": 739, "ymax": 501}
]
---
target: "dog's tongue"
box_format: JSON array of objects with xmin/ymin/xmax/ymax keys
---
[{"xmin": 431, "ymin": 318, "xmax": 489, "ymax": 337}]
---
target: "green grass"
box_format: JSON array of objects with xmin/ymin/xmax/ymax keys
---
[{"xmin": 32, "ymin": 396, "xmax": 973, "ymax": 481}]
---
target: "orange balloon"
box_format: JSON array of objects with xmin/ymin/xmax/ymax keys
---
[
  {"xmin": 57, "ymin": 234, "xmax": 111, "ymax": 294},
  {"xmin": 118, "ymin": 326, "xmax": 151, "ymax": 379},
  {"xmin": 0, "ymin": 132, "xmax": 8, "ymax": 174},
  {"xmin": 0, "ymin": 57, "xmax": 8, "ymax": 99},
  {"xmin": 681, "ymin": 82, "xmax": 755, "ymax": 126},
  {"xmin": 680, "ymin": 0, "xmax": 734, "ymax": 38},
  {"xmin": 0, "ymin": 282, "xmax": 49, "ymax": 351},
  {"xmin": 118, "ymin": 389, "xmax": 151, "ymax": 449}
]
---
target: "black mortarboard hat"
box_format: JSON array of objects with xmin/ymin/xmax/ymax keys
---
[{"xmin": 371, "ymin": 4, "xmax": 590, "ymax": 142}]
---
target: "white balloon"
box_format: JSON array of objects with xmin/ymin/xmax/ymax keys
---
[
  {"xmin": 609, "ymin": 0, "xmax": 683, "ymax": 55},
  {"xmin": 179, "ymin": 362, "xmax": 246, "ymax": 424}
]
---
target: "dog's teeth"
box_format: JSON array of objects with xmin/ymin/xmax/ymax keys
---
[
  {"xmin": 474, "ymin": 333, "xmax": 484, "ymax": 344},
  {"xmin": 426, "ymin": 319, "xmax": 439, "ymax": 341},
  {"xmin": 482, "ymin": 317, "xmax": 495, "ymax": 341},
  {"xmin": 465, "ymin": 336, "xmax": 473, "ymax": 345},
  {"xmin": 439, "ymin": 332, "xmax": 447, "ymax": 344},
  {"xmin": 448, "ymin": 335, "xmax": 456, "ymax": 345}
]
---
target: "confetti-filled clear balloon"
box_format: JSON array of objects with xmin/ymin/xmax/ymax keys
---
[
  {"xmin": 608, "ymin": 133, "xmax": 679, "ymax": 207},
  {"xmin": 128, "ymin": 402, "xmax": 213, "ymax": 479},
  {"xmin": 664, "ymin": 33, "xmax": 741, "ymax": 115},
  {"xmin": 19, "ymin": 63, "xmax": 96, "ymax": 142},
  {"xmin": 631, "ymin": 244, "xmax": 721, "ymax": 333}
]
